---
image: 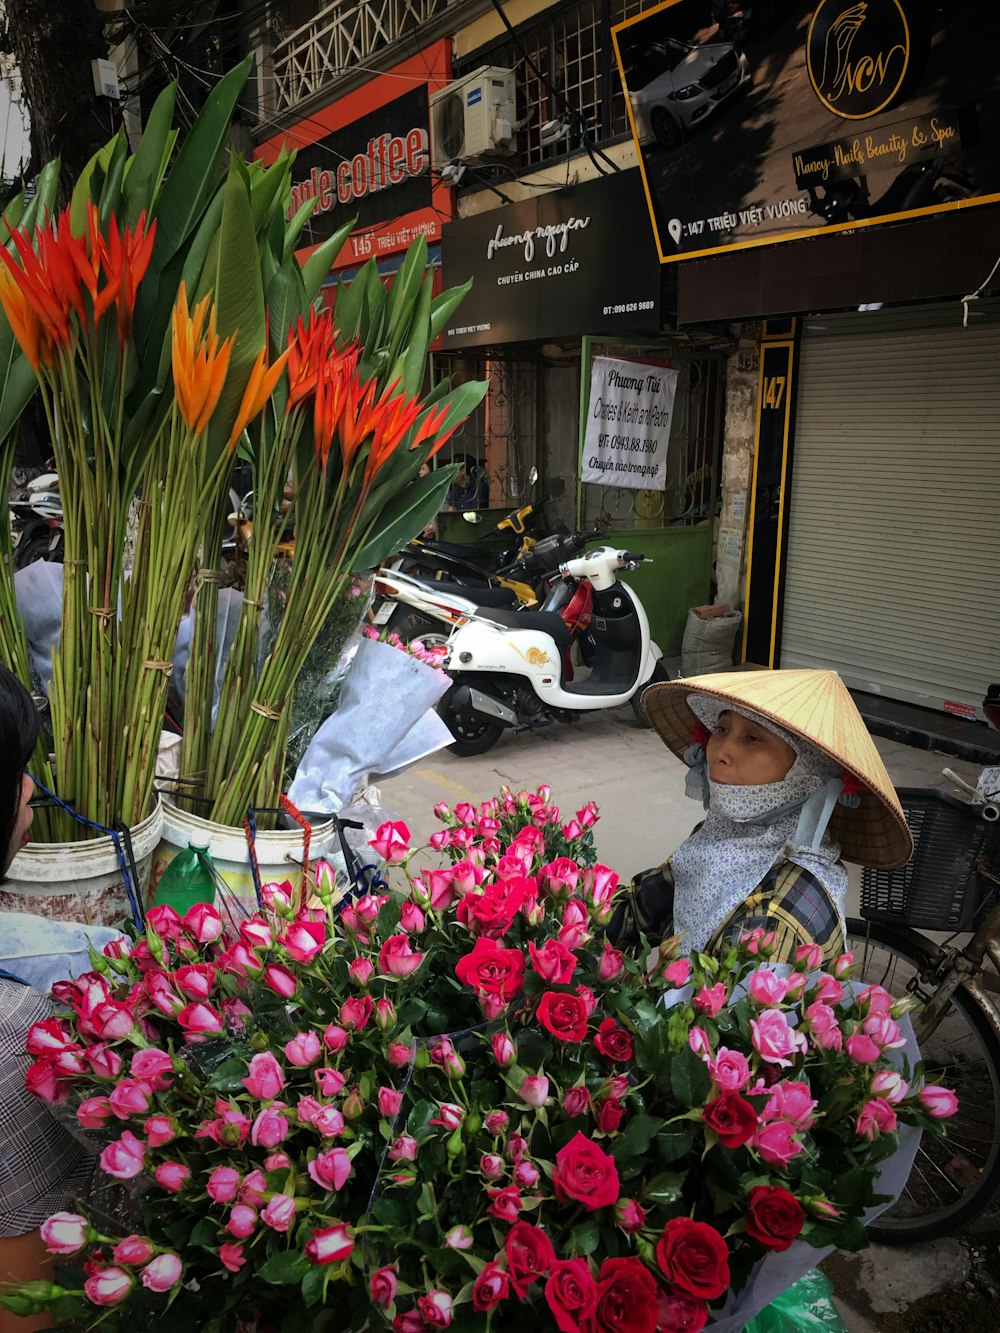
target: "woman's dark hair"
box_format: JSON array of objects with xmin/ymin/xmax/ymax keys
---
[{"xmin": 0, "ymin": 666, "xmax": 40, "ymax": 862}]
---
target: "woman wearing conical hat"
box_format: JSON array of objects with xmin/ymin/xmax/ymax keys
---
[{"xmin": 607, "ymin": 669, "xmax": 913, "ymax": 966}]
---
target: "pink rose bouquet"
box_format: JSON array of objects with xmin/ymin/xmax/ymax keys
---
[{"xmin": 1, "ymin": 786, "xmax": 956, "ymax": 1332}]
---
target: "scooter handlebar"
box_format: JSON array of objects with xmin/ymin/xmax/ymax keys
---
[{"xmin": 618, "ymin": 551, "xmax": 648, "ymax": 567}]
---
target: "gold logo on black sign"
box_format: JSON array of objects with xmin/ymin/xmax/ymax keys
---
[{"xmin": 807, "ymin": 0, "xmax": 910, "ymax": 120}]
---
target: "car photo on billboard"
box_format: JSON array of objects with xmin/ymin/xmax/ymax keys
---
[{"xmin": 626, "ymin": 35, "xmax": 752, "ymax": 149}]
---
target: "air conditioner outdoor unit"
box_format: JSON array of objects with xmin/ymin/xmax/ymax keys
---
[{"xmin": 430, "ymin": 66, "xmax": 517, "ymax": 169}]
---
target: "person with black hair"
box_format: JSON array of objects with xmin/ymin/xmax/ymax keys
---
[
  {"xmin": 444, "ymin": 455, "xmax": 489, "ymax": 512},
  {"xmin": 0, "ymin": 667, "xmax": 98, "ymax": 1325}
]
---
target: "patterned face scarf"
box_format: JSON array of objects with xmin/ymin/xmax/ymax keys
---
[{"xmin": 671, "ymin": 699, "xmax": 849, "ymax": 954}]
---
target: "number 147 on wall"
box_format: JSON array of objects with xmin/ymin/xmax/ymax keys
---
[{"xmin": 762, "ymin": 375, "xmax": 786, "ymax": 410}]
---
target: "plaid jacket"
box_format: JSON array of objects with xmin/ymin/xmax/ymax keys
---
[{"xmin": 606, "ymin": 856, "xmax": 846, "ymax": 968}]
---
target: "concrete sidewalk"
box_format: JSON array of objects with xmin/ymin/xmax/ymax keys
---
[{"xmin": 380, "ymin": 710, "xmax": 995, "ymax": 1331}]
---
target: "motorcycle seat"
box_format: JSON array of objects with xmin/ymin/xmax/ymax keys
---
[
  {"xmin": 420, "ymin": 539, "xmax": 494, "ymax": 564},
  {"xmin": 478, "ymin": 607, "xmax": 571, "ymax": 653},
  {"xmin": 429, "ymin": 581, "xmax": 517, "ymax": 609}
]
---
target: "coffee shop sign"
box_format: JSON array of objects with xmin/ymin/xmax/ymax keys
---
[{"xmin": 486, "ymin": 214, "xmax": 591, "ymax": 263}]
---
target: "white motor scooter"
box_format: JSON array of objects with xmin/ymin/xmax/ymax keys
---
[{"xmin": 434, "ymin": 546, "xmax": 666, "ymax": 755}]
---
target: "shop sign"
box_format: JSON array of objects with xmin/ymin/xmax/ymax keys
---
[
  {"xmin": 581, "ymin": 357, "xmax": 678, "ymax": 491},
  {"xmin": 612, "ymin": 0, "xmax": 1000, "ymax": 264},
  {"xmin": 440, "ymin": 171, "xmax": 660, "ymax": 347},
  {"xmin": 254, "ymin": 42, "xmax": 451, "ymax": 272}
]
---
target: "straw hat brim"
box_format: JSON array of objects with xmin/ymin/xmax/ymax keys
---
[{"xmin": 640, "ymin": 670, "xmax": 913, "ymax": 870}]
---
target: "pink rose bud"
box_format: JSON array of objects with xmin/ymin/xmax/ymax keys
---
[
  {"xmin": 430, "ymin": 1102, "xmax": 464, "ymax": 1132},
  {"xmin": 284, "ymin": 1031, "xmax": 322, "ymax": 1067},
  {"xmin": 378, "ymin": 934, "xmax": 424, "ymax": 979},
  {"xmin": 41, "ymin": 1212, "xmax": 90, "ymax": 1256},
  {"xmin": 343, "ymin": 1088, "xmax": 366, "ymax": 1121},
  {"xmin": 324, "ymin": 1024, "xmax": 349, "ymax": 1053},
  {"xmin": 375, "ymin": 998, "xmax": 398, "ymax": 1031},
  {"xmin": 280, "ymin": 919, "xmax": 325, "ymax": 965},
  {"xmin": 99, "ymin": 1131, "xmax": 146, "ymax": 1180},
  {"xmin": 261, "ymin": 880, "xmax": 294, "ymax": 915},
  {"xmin": 806, "ymin": 1197, "xmax": 841, "ymax": 1220},
  {"xmin": 918, "ymin": 1084, "xmax": 959, "ymax": 1119},
  {"xmin": 430, "ymin": 1038, "xmax": 466, "ymax": 1078},
  {"xmin": 856, "ymin": 1097, "xmax": 898, "ymax": 1141},
  {"xmin": 155, "ymin": 1161, "xmax": 191, "ymax": 1194},
  {"xmin": 694, "ymin": 982, "xmax": 730, "ymax": 1018},
  {"xmin": 145, "ymin": 1114, "xmax": 177, "ymax": 1147},
  {"xmin": 349, "ymin": 957, "xmax": 375, "ymax": 986},
  {"xmin": 833, "ymin": 952, "xmax": 855, "ymax": 979},
  {"xmin": 314, "ymin": 859, "xmax": 337, "ymax": 904},
  {"xmin": 243, "ymin": 1052, "xmax": 285, "ymax": 1099},
  {"xmin": 400, "ymin": 901, "xmax": 425, "ymax": 934},
  {"xmin": 261, "ymin": 1194, "xmax": 298, "ymax": 1232},
  {"xmin": 505, "ymin": 1133, "xmax": 528, "ymax": 1162},
  {"xmin": 480, "ymin": 1153, "xmax": 505, "ymax": 1180},
  {"xmin": 78, "ymin": 1097, "xmax": 113, "ymax": 1129},
  {"xmin": 664, "ymin": 957, "xmax": 692, "ymax": 987},
  {"xmin": 388, "ymin": 1135, "xmax": 419, "ymax": 1162},
  {"xmin": 369, "ymin": 820, "xmax": 411, "ymax": 865},
  {"xmin": 491, "ymin": 1032, "xmax": 516, "ymax": 1067},
  {"xmin": 563, "ymin": 1085, "xmax": 592, "ymax": 1117},
  {"xmin": 219, "ymin": 1242, "xmax": 246, "ymax": 1273},
  {"xmin": 141, "ymin": 1253, "xmax": 183, "ymax": 1293},
  {"xmin": 746, "ymin": 969, "xmax": 789, "ymax": 1007},
  {"xmin": 419, "ymin": 1290, "xmax": 453, "ymax": 1328},
  {"xmin": 371, "ymin": 1265, "xmax": 399, "ymax": 1307},
  {"xmin": 84, "ymin": 1266, "xmax": 133, "ymax": 1306},
  {"xmin": 131, "ymin": 1048, "xmax": 175, "ymax": 1090},
  {"xmin": 239, "ymin": 1170, "xmax": 268, "ymax": 1205},
  {"xmin": 795, "ymin": 941, "xmax": 824, "ymax": 970},
  {"xmin": 308, "ymin": 1147, "xmax": 352, "ymax": 1192},
  {"xmin": 599, "ymin": 939, "xmax": 625, "ymax": 982},
  {"xmin": 614, "ymin": 1199, "xmax": 646, "ymax": 1233},
  {"xmin": 315, "ymin": 1067, "xmax": 347, "ymax": 1097},
  {"xmin": 518, "ymin": 1075, "xmax": 550, "ymax": 1108},
  {"xmin": 890, "ymin": 995, "xmax": 915, "ymax": 1019},
  {"xmin": 434, "ymin": 802, "xmax": 450, "ymax": 820},
  {"xmin": 445, "ymin": 1226, "xmax": 474, "ymax": 1250},
  {"xmin": 484, "ymin": 1110, "xmax": 509, "ymax": 1135},
  {"xmin": 113, "ymin": 1235, "xmax": 154, "ymax": 1265},
  {"xmin": 871, "ymin": 1070, "xmax": 909, "ymax": 1104},
  {"xmin": 251, "ymin": 1106, "xmax": 289, "ymax": 1149},
  {"xmin": 513, "ymin": 1160, "xmax": 540, "ymax": 1189},
  {"xmin": 388, "ymin": 1041, "xmax": 413, "ymax": 1068},
  {"xmin": 846, "ymin": 1032, "xmax": 882, "ymax": 1064},
  {"xmin": 305, "ymin": 1223, "xmax": 355, "ymax": 1266},
  {"xmin": 688, "ymin": 1027, "xmax": 711, "ymax": 1058},
  {"xmin": 264, "ymin": 1152, "xmax": 291, "ymax": 1171},
  {"xmin": 378, "ymin": 1086, "xmax": 404, "ymax": 1118},
  {"xmin": 227, "ymin": 1205, "xmax": 258, "ymax": 1239},
  {"xmin": 264, "ymin": 964, "xmax": 298, "ymax": 999},
  {"xmin": 108, "ymin": 1078, "xmax": 153, "ymax": 1120},
  {"xmin": 207, "ymin": 1166, "xmax": 242, "ymax": 1204}
]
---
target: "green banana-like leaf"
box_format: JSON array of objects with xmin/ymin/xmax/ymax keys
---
[
  {"xmin": 264, "ymin": 264, "xmax": 306, "ymax": 419},
  {"xmin": 429, "ymin": 278, "xmax": 474, "ymax": 342},
  {"xmin": 300, "ymin": 218, "xmax": 355, "ymax": 303},
  {"xmin": 2, "ymin": 188, "xmax": 25, "ymax": 234},
  {"xmin": 353, "ymin": 466, "xmax": 457, "ymax": 571},
  {"xmin": 98, "ymin": 133, "xmax": 130, "ymax": 228},
  {"xmin": 70, "ymin": 139, "xmax": 118, "ymax": 234},
  {"xmin": 282, "ymin": 197, "xmax": 318, "ymax": 259},
  {"xmin": 384, "ymin": 236, "xmax": 427, "ymax": 363},
  {"xmin": 397, "ymin": 277, "xmax": 433, "ymax": 398},
  {"xmin": 152, "ymin": 54, "xmax": 253, "ymax": 267},
  {"xmin": 250, "ymin": 152, "xmax": 291, "ymax": 235},
  {"xmin": 333, "ymin": 258, "xmax": 377, "ymax": 344},
  {"xmin": 123, "ymin": 83, "xmax": 178, "ymax": 227},
  {"xmin": 197, "ymin": 166, "xmax": 266, "ymax": 462},
  {"xmin": 21, "ymin": 160, "xmax": 60, "ymax": 234},
  {"xmin": 0, "ymin": 298, "xmax": 38, "ymax": 441}
]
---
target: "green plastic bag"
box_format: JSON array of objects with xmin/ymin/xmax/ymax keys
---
[
  {"xmin": 742, "ymin": 1270, "xmax": 847, "ymax": 1333},
  {"xmin": 155, "ymin": 844, "xmax": 216, "ymax": 914}
]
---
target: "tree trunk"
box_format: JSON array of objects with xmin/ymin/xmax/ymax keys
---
[{"xmin": 1, "ymin": 0, "xmax": 116, "ymax": 205}]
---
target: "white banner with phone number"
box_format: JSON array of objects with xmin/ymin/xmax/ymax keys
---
[{"xmin": 581, "ymin": 356, "xmax": 678, "ymax": 492}]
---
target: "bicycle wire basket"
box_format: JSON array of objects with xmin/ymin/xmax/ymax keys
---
[{"xmin": 861, "ymin": 788, "xmax": 994, "ymax": 932}]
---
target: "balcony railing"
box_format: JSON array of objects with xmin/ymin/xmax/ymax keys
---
[{"xmin": 270, "ymin": 0, "xmax": 453, "ymax": 115}]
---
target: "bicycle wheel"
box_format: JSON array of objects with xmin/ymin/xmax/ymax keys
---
[{"xmin": 846, "ymin": 917, "xmax": 1000, "ymax": 1242}]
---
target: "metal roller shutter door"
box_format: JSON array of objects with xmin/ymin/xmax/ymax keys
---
[{"xmin": 780, "ymin": 303, "xmax": 1000, "ymax": 714}]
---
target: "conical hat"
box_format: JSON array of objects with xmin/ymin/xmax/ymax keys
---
[{"xmin": 640, "ymin": 669, "xmax": 912, "ymax": 869}]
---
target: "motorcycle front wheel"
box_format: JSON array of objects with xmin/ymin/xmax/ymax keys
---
[{"xmin": 440, "ymin": 685, "xmax": 505, "ymax": 757}]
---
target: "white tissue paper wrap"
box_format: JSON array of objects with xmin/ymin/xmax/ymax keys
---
[
  {"xmin": 657, "ymin": 970, "xmax": 921, "ymax": 1331},
  {"xmin": 288, "ymin": 637, "xmax": 453, "ymax": 814}
]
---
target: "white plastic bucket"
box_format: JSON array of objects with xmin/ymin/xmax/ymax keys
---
[
  {"xmin": 1, "ymin": 798, "xmax": 164, "ymax": 927},
  {"xmin": 148, "ymin": 796, "xmax": 336, "ymax": 911}
]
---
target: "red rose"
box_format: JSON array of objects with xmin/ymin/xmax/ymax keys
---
[
  {"xmin": 454, "ymin": 938, "xmax": 525, "ymax": 1003},
  {"xmin": 545, "ymin": 1259, "xmax": 598, "ymax": 1333},
  {"xmin": 473, "ymin": 1261, "xmax": 510, "ymax": 1311},
  {"xmin": 536, "ymin": 991, "xmax": 590, "ymax": 1044},
  {"xmin": 339, "ymin": 995, "xmax": 373, "ymax": 1031},
  {"xmin": 593, "ymin": 1018, "xmax": 634, "ymax": 1064},
  {"xmin": 591, "ymin": 1257, "xmax": 658, "ymax": 1333},
  {"xmin": 656, "ymin": 1219, "xmax": 730, "ymax": 1301},
  {"xmin": 505, "ymin": 1221, "xmax": 556, "ymax": 1297},
  {"xmin": 486, "ymin": 1185, "xmax": 522, "ymax": 1223},
  {"xmin": 701, "ymin": 1092, "xmax": 758, "ymax": 1148},
  {"xmin": 597, "ymin": 1098, "xmax": 625, "ymax": 1134},
  {"xmin": 456, "ymin": 879, "xmax": 532, "ymax": 937},
  {"xmin": 553, "ymin": 1132, "xmax": 620, "ymax": 1211},
  {"xmin": 745, "ymin": 1186, "xmax": 806, "ymax": 1252},
  {"xmin": 657, "ymin": 1288, "xmax": 709, "ymax": 1332}
]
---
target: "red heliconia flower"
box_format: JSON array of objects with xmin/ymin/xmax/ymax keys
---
[
  {"xmin": 0, "ymin": 209, "xmax": 82, "ymax": 369},
  {"xmin": 286, "ymin": 309, "xmax": 336, "ymax": 410},
  {"xmin": 94, "ymin": 206, "xmax": 157, "ymax": 344},
  {"xmin": 326, "ymin": 366, "xmax": 379, "ymax": 473}
]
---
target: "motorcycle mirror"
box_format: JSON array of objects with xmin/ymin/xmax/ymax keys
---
[{"xmin": 462, "ymin": 511, "xmax": 483, "ymax": 525}]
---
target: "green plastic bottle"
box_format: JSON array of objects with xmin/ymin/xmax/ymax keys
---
[{"xmin": 155, "ymin": 843, "xmax": 217, "ymax": 913}]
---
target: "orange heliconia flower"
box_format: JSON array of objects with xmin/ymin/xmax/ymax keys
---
[
  {"xmin": 227, "ymin": 343, "xmax": 291, "ymax": 452},
  {"xmin": 171, "ymin": 283, "xmax": 234, "ymax": 434},
  {"xmin": 363, "ymin": 383, "xmax": 423, "ymax": 486},
  {"xmin": 0, "ymin": 209, "xmax": 84, "ymax": 368},
  {"xmin": 0, "ymin": 266, "xmax": 50, "ymax": 372},
  {"xmin": 316, "ymin": 357, "xmax": 375, "ymax": 472},
  {"xmin": 94, "ymin": 205, "xmax": 157, "ymax": 345}
]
